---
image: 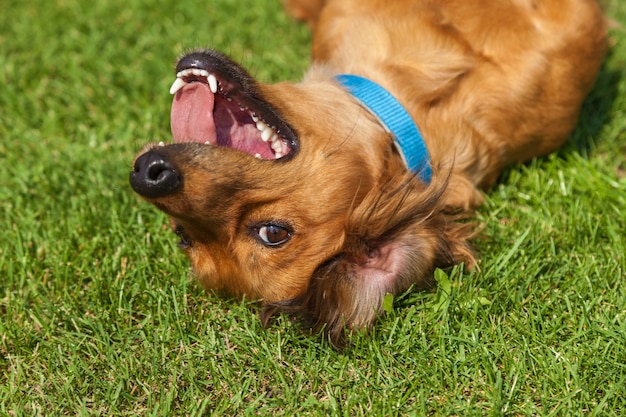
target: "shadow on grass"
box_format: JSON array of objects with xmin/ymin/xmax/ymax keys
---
[{"xmin": 561, "ymin": 49, "xmax": 623, "ymax": 156}]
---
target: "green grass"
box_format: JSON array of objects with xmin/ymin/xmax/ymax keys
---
[{"xmin": 1, "ymin": 0, "xmax": 625, "ymax": 415}]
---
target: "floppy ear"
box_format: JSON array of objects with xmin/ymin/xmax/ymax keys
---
[{"xmin": 261, "ymin": 173, "xmax": 475, "ymax": 347}]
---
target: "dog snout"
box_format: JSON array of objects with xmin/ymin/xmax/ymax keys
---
[{"xmin": 130, "ymin": 151, "xmax": 181, "ymax": 198}]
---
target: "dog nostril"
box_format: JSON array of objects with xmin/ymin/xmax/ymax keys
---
[
  {"xmin": 146, "ymin": 161, "xmax": 171, "ymax": 182},
  {"xmin": 130, "ymin": 151, "xmax": 182, "ymax": 198}
]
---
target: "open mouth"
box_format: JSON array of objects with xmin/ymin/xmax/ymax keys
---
[{"xmin": 169, "ymin": 50, "xmax": 298, "ymax": 160}]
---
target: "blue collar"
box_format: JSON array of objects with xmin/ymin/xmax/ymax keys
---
[{"xmin": 335, "ymin": 74, "xmax": 432, "ymax": 183}]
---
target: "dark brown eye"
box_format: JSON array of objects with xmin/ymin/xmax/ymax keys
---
[
  {"xmin": 253, "ymin": 223, "xmax": 292, "ymax": 247},
  {"xmin": 174, "ymin": 224, "xmax": 192, "ymax": 249}
]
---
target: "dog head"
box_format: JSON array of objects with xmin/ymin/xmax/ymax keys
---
[{"xmin": 130, "ymin": 50, "xmax": 473, "ymax": 345}]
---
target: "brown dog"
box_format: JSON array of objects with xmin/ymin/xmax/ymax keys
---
[{"xmin": 130, "ymin": 0, "xmax": 606, "ymax": 344}]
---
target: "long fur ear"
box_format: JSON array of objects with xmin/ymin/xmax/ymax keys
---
[{"xmin": 261, "ymin": 172, "xmax": 475, "ymax": 347}]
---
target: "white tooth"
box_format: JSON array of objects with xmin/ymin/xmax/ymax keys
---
[
  {"xmin": 269, "ymin": 133, "xmax": 278, "ymax": 143},
  {"xmin": 254, "ymin": 153, "xmax": 262, "ymax": 159},
  {"xmin": 251, "ymin": 114, "xmax": 259, "ymax": 122},
  {"xmin": 271, "ymin": 139, "xmax": 282, "ymax": 152},
  {"xmin": 261, "ymin": 127, "xmax": 273, "ymax": 142},
  {"xmin": 208, "ymin": 74, "xmax": 218, "ymax": 93},
  {"xmin": 274, "ymin": 152, "xmax": 283, "ymax": 159},
  {"xmin": 256, "ymin": 120, "xmax": 267, "ymax": 132},
  {"xmin": 192, "ymin": 69, "xmax": 202, "ymax": 76},
  {"xmin": 199, "ymin": 69, "xmax": 209, "ymax": 77},
  {"xmin": 158, "ymin": 141, "xmax": 165, "ymax": 147},
  {"xmin": 169, "ymin": 78, "xmax": 187, "ymax": 95},
  {"xmin": 204, "ymin": 141, "xmax": 211, "ymax": 145}
]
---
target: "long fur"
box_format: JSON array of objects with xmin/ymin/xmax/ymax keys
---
[{"xmin": 131, "ymin": 0, "xmax": 607, "ymax": 346}]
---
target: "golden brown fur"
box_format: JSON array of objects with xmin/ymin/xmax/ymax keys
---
[{"xmin": 130, "ymin": 0, "xmax": 606, "ymax": 345}]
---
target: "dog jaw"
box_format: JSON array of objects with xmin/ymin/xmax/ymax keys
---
[{"xmin": 168, "ymin": 49, "xmax": 299, "ymax": 161}]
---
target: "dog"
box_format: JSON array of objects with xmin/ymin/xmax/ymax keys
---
[{"xmin": 130, "ymin": 0, "xmax": 606, "ymax": 345}]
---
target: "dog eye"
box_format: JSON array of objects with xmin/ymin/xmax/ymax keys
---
[
  {"xmin": 253, "ymin": 223, "xmax": 292, "ymax": 247},
  {"xmin": 174, "ymin": 224, "xmax": 192, "ymax": 249}
]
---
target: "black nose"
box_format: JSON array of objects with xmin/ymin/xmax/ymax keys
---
[{"xmin": 130, "ymin": 151, "xmax": 181, "ymax": 198}]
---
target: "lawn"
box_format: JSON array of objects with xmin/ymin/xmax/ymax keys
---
[{"xmin": 1, "ymin": 0, "xmax": 625, "ymax": 415}]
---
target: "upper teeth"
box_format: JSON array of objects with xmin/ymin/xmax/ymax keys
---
[
  {"xmin": 169, "ymin": 78, "xmax": 186, "ymax": 95},
  {"xmin": 168, "ymin": 68, "xmax": 288, "ymax": 160},
  {"xmin": 207, "ymin": 74, "xmax": 218, "ymax": 93},
  {"xmin": 169, "ymin": 69, "xmax": 218, "ymax": 94}
]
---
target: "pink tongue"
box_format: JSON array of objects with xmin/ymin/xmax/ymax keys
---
[{"xmin": 170, "ymin": 83, "xmax": 216, "ymax": 143}]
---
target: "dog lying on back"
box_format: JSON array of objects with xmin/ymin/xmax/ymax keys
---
[{"xmin": 130, "ymin": 0, "xmax": 606, "ymax": 345}]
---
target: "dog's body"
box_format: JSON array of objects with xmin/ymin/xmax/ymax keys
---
[{"xmin": 131, "ymin": 0, "xmax": 606, "ymax": 344}]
